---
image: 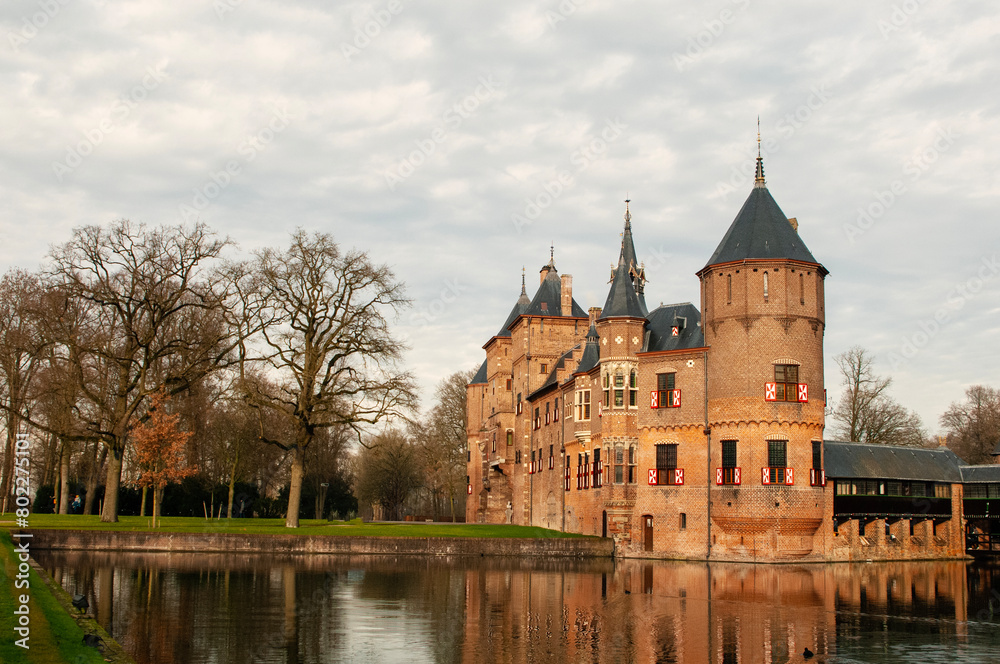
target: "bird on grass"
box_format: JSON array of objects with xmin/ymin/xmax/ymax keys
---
[
  {"xmin": 803, "ymin": 647, "xmax": 814, "ymax": 659},
  {"xmin": 82, "ymin": 633, "xmax": 103, "ymax": 649},
  {"xmin": 71, "ymin": 594, "xmax": 88, "ymax": 613}
]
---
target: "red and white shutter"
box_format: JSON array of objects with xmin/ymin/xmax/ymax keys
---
[
  {"xmin": 467, "ymin": 484, "xmax": 472, "ymax": 495},
  {"xmin": 716, "ymin": 468, "xmax": 723, "ymax": 485},
  {"xmin": 798, "ymin": 383, "xmax": 808, "ymax": 402},
  {"xmin": 598, "ymin": 402, "xmax": 602, "ymax": 418},
  {"xmin": 650, "ymin": 390, "xmax": 659, "ymax": 409},
  {"xmin": 648, "ymin": 469, "xmax": 658, "ymax": 485},
  {"xmin": 674, "ymin": 469, "xmax": 684, "ymax": 485},
  {"xmin": 765, "ymin": 383, "xmax": 777, "ymax": 401},
  {"xmin": 672, "ymin": 389, "xmax": 681, "ymax": 408},
  {"xmin": 785, "ymin": 468, "xmax": 794, "ymax": 485},
  {"xmin": 761, "ymin": 467, "xmax": 771, "ymax": 485},
  {"xmin": 671, "ymin": 326, "xmax": 679, "ymax": 336},
  {"xmin": 734, "ymin": 468, "xmax": 741, "ymax": 485}
]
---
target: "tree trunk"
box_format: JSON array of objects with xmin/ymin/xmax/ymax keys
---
[
  {"xmin": 140, "ymin": 486, "xmax": 147, "ymax": 517},
  {"xmin": 0, "ymin": 417, "xmax": 17, "ymax": 513},
  {"xmin": 285, "ymin": 446, "xmax": 305, "ymax": 528},
  {"xmin": 83, "ymin": 444, "xmax": 106, "ymax": 515},
  {"xmin": 227, "ymin": 453, "xmax": 238, "ymax": 519},
  {"xmin": 58, "ymin": 441, "xmax": 70, "ymax": 515},
  {"xmin": 152, "ymin": 485, "xmax": 159, "ymax": 529},
  {"xmin": 101, "ymin": 450, "xmax": 123, "ymax": 523}
]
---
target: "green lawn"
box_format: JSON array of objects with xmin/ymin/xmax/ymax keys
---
[
  {"xmin": 0, "ymin": 533, "xmax": 108, "ymax": 664},
  {"xmin": 1, "ymin": 514, "xmax": 588, "ymax": 539}
]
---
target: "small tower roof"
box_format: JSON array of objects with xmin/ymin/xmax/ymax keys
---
[
  {"xmin": 523, "ymin": 251, "xmax": 587, "ymax": 318},
  {"xmin": 469, "ymin": 359, "xmax": 488, "ymax": 385},
  {"xmin": 703, "ymin": 150, "xmax": 824, "ymax": 272},
  {"xmin": 495, "ymin": 269, "xmax": 531, "ymax": 338},
  {"xmin": 601, "ymin": 201, "xmax": 648, "ymax": 319},
  {"xmin": 573, "ymin": 324, "xmax": 601, "ymax": 375}
]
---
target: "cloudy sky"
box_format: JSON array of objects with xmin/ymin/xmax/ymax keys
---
[{"xmin": 2, "ymin": 0, "xmax": 998, "ymax": 435}]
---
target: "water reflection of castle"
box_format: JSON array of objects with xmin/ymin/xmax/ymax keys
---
[
  {"xmin": 466, "ymin": 154, "xmax": 1000, "ymax": 561},
  {"xmin": 460, "ymin": 560, "xmax": 994, "ymax": 663}
]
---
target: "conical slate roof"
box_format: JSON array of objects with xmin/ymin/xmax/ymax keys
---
[
  {"xmin": 469, "ymin": 359, "xmax": 488, "ymax": 385},
  {"xmin": 573, "ymin": 324, "xmax": 601, "ymax": 375},
  {"xmin": 495, "ymin": 273, "xmax": 532, "ymax": 338},
  {"xmin": 703, "ymin": 165, "xmax": 822, "ymax": 270},
  {"xmin": 601, "ymin": 203, "xmax": 648, "ymax": 319}
]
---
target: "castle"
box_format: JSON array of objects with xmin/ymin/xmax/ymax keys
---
[{"xmin": 465, "ymin": 153, "xmax": 997, "ymax": 561}]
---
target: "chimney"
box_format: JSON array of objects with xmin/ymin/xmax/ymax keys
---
[
  {"xmin": 539, "ymin": 265, "xmax": 550, "ymax": 284},
  {"xmin": 788, "ymin": 217, "xmax": 799, "ymax": 232},
  {"xmin": 560, "ymin": 274, "xmax": 572, "ymax": 316},
  {"xmin": 588, "ymin": 307, "xmax": 601, "ymax": 327}
]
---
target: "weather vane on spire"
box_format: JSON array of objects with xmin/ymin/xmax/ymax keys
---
[
  {"xmin": 624, "ymin": 196, "xmax": 631, "ymax": 225},
  {"xmin": 755, "ymin": 117, "xmax": 766, "ymax": 187}
]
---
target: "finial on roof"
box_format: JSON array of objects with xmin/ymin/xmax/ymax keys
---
[
  {"xmin": 624, "ymin": 198, "xmax": 631, "ymax": 227},
  {"xmin": 521, "ymin": 266, "xmax": 526, "ymax": 295},
  {"xmin": 550, "ymin": 243, "xmax": 554, "ymax": 261},
  {"xmin": 754, "ymin": 117, "xmax": 766, "ymax": 188}
]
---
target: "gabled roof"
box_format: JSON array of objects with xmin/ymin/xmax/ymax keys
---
[
  {"xmin": 643, "ymin": 303, "xmax": 704, "ymax": 352},
  {"xmin": 823, "ymin": 441, "xmax": 964, "ymax": 483},
  {"xmin": 574, "ymin": 324, "xmax": 601, "ymax": 375},
  {"xmin": 469, "ymin": 359, "xmax": 488, "ymax": 385},
  {"xmin": 703, "ymin": 173, "xmax": 823, "ymax": 272},
  {"xmin": 523, "ymin": 264, "xmax": 587, "ymax": 318},
  {"xmin": 960, "ymin": 465, "xmax": 1000, "ymax": 483}
]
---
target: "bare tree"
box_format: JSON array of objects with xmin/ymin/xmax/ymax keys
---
[
  {"xmin": 0, "ymin": 270, "xmax": 48, "ymax": 512},
  {"xmin": 45, "ymin": 220, "xmax": 234, "ymax": 522},
  {"xmin": 941, "ymin": 385, "xmax": 1000, "ymax": 464},
  {"xmin": 240, "ymin": 230, "xmax": 416, "ymax": 528},
  {"xmin": 355, "ymin": 429, "xmax": 423, "ymax": 521},
  {"xmin": 831, "ymin": 346, "xmax": 926, "ymax": 446},
  {"xmin": 413, "ymin": 369, "xmax": 475, "ymax": 521}
]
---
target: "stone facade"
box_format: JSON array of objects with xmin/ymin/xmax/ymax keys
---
[{"xmin": 466, "ymin": 167, "xmax": 969, "ymax": 562}]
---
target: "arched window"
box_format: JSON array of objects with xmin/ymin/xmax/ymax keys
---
[
  {"xmin": 799, "ymin": 273, "xmax": 805, "ymax": 305},
  {"xmin": 629, "ymin": 370, "xmax": 637, "ymax": 407},
  {"xmin": 763, "ymin": 272, "xmax": 769, "ymax": 301},
  {"xmin": 614, "ymin": 372, "xmax": 624, "ymax": 408},
  {"xmin": 628, "ymin": 445, "xmax": 637, "ymax": 483},
  {"xmin": 614, "ymin": 446, "xmax": 624, "ymax": 484},
  {"xmin": 727, "ymin": 274, "xmax": 732, "ymax": 304}
]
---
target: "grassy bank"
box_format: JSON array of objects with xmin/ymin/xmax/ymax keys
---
[
  {"xmin": 0, "ymin": 532, "xmax": 114, "ymax": 664},
  {"xmin": 2, "ymin": 514, "xmax": 587, "ymax": 538}
]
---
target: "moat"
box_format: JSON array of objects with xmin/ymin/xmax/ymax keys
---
[{"xmin": 36, "ymin": 550, "xmax": 1000, "ymax": 663}]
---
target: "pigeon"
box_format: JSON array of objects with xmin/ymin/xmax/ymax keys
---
[
  {"xmin": 71, "ymin": 594, "xmax": 89, "ymax": 613},
  {"xmin": 83, "ymin": 634, "xmax": 103, "ymax": 649},
  {"xmin": 803, "ymin": 647, "xmax": 814, "ymax": 659}
]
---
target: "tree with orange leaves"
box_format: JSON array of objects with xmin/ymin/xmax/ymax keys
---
[{"xmin": 132, "ymin": 391, "xmax": 197, "ymax": 527}]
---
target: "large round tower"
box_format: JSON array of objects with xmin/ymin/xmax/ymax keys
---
[{"xmin": 697, "ymin": 153, "xmax": 829, "ymax": 560}]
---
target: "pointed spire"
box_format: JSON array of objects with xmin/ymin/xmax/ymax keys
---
[
  {"xmin": 520, "ymin": 266, "xmax": 527, "ymax": 297},
  {"xmin": 755, "ymin": 117, "xmax": 766, "ymax": 188},
  {"xmin": 624, "ymin": 197, "xmax": 632, "ymax": 229}
]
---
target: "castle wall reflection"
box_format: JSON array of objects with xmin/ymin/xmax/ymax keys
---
[{"xmin": 36, "ymin": 551, "xmax": 1000, "ymax": 664}]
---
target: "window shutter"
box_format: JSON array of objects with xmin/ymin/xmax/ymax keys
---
[
  {"xmin": 648, "ymin": 469, "xmax": 657, "ymax": 485},
  {"xmin": 716, "ymin": 468, "xmax": 723, "ymax": 485},
  {"xmin": 650, "ymin": 390, "xmax": 659, "ymax": 408},
  {"xmin": 765, "ymin": 383, "xmax": 777, "ymax": 401},
  {"xmin": 734, "ymin": 468, "xmax": 741, "ymax": 484},
  {"xmin": 761, "ymin": 467, "xmax": 771, "ymax": 484},
  {"xmin": 798, "ymin": 383, "xmax": 808, "ymax": 402},
  {"xmin": 674, "ymin": 469, "xmax": 684, "ymax": 485},
  {"xmin": 467, "ymin": 484, "xmax": 472, "ymax": 495},
  {"xmin": 785, "ymin": 468, "xmax": 794, "ymax": 485},
  {"xmin": 672, "ymin": 389, "xmax": 681, "ymax": 408}
]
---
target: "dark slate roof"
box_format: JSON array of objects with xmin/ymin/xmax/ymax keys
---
[
  {"xmin": 523, "ymin": 266, "xmax": 587, "ymax": 318},
  {"xmin": 643, "ymin": 303, "xmax": 705, "ymax": 353},
  {"xmin": 574, "ymin": 324, "xmax": 601, "ymax": 375},
  {"xmin": 823, "ymin": 441, "xmax": 964, "ymax": 483},
  {"xmin": 496, "ymin": 283, "xmax": 531, "ymax": 338},
  {"xmin": 960, "ymin": 465, "xmax": 1000, "ymax": 483},
  {"xmin": 601, "ymin": 259, "xmax": 647, "ymax": 319},
  {"xmin": 529, "ymin": 344, "xmax": 581, "ymax": 400},
  {"xmin": 469, "ymin": 359, "xmax": 488, "ymax": 385},
  {"xmin": 704, "ymin": 183, "xmax": 822, "ymax": 270}
]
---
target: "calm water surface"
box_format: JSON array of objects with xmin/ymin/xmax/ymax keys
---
[{"xmin": 35, "ymin": 550, "xmax": 1000, "ymax": 664}]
